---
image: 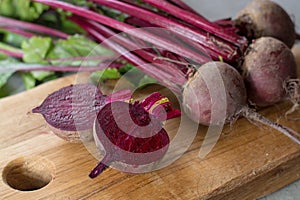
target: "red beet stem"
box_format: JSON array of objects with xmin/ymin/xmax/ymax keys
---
[
  {"xmin": 90, "ymin": 0, "xmax": 241, "ymax": 62},
  {"xmin": 167, "ymin": 0, "xmax": 198, "ymax": 14},
  {"xmin": 33, "ymin": 0, "xmax": 209, "ymax": 64},
  {"xmin": 1, "ymin": 27, "xmax": 36, "ymax": 38},
  {"xmin": 47, "ymin": 55, "xmax": 116, "ymax": 63},
  {"xmin": 0, "ymin": 48, "xmax": 23, "ymax": 58},
  {"xmin": 119, "ymin": 0, "xmax": 158, "ymax": 12},
  {"xmin": 213, "ymin": 18, "xmax": 239, "ymax": 34},
  {"xmin": 140, "ymin": 92, "xmax": 181, "ymax": 121},
  {"xmin": 0, "ymin": 63, "xmax": 118, "ymax": 73},
  {"xmin": 75, "ymin": 17, "xmax": 188, "ymax": 83},
  {"xmin": 0, "ymin": 16, "xmax": 68, "ymax": 39},
  {"xmin": 143, "ymin": 0, "xmax": 246, "ymax": 48},
  {"xmin": 72, "ymin": 17, "xmax": 185, "ymax": 92},
  {"xmin": 79, "ymin": 22, "xmax": 181, "ymax": 93},
  {"xmin": 141, "ymin": 92, "xmax": 169, "ymax": 111},
  {"xmin": 89, "ymin": 155, "xmax": 110, "ymax": 178},
  {"xmin": 106, "ymin": 89, "xmax": 132, "ymax": 103},
  {"xmin": 124, "ymin": 16, "xmax": 218, "ymax": 62}
]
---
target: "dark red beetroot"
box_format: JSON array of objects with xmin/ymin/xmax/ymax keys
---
[
  {"xmin": 235, "ymin": 0, "xmax": 296, "ymax": 48},
  {"xmin": 182, "ymin": 62, "xmax": 300, "ymax": 144},
  {"xmin": 183, "ymin": 62, "xmax": 246, "ymax": 125},
  {"xmin": 32, "ymin": 84, "xmax": 131, "ymax": 142},
  {"xmin": 242, "ymin": 37, "xmax": 298, "ymax": 107},
  {"xmin": 90, "ymin": 100, "xmax": 170, "ymax": 178}
]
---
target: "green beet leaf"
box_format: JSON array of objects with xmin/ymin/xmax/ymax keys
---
[{"xmin": 0, "ymin": 0, "xmax": 48, "ymax": 21}]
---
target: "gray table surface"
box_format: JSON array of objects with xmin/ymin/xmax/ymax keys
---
[{"xmin": 184, "ymin": 1, "xmax": 300, "ymax": 199}]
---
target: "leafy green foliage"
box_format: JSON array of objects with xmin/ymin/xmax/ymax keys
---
[
  {"xmin": 90, "ymin": 68, "xmax": 121, "ymax": 83},
  {"xmin": 47, "ymin": 35, "xmax": 114, "ymax": 66},
  {"xmin": 21, "ymin": 36, "xmax": 52, "ymax": 64},
  {"xmin": 61, "ymin": 0, "xmax": 94, "ymax": 7},
  {"xmin": 120, "ymin": 64, "xmax": 157, "ymax": 89},
  {"xmin": 21, "ymin": 72, "xmax": 36, "ymax": 90},
  {"xmin": 0, "ymin": 29, "xmax": 28, "ymax": 47},
  {"xmin": 90, "ymin": 63, "xmax": 157, "ymax": 88},
  {"xmin": 0, "ymin": 0, "xmax": 49, "ymax": 21},
  {"xmin": 0, "ymin": 42, "xmax": 23, "ymax": 54},
  {"xmin": 0, "ymin": 54, "xmax": 16, "ymax": 89}
]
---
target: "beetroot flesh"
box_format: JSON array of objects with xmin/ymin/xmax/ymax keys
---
[{"xmin": 90, "ymin": 96, "xmax": 180, "ymax": 178}]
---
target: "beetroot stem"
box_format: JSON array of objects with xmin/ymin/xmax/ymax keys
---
[
  {"xmin": 74, "ymin": 17, "xmax": 187, "ymax": 83},
  {"xmin": 79, "ymin": 22, "xmax": 181, "ymax": 93},
  {"xmin": 0, "ymin": 16, "xmax": 68, "ymax": 39},
  {"xmin": 1, "ymin": 27, "xmax": 36, "ymax": 38},
  {"xmin": 242, "ymin": 107, "xmax": 300, "ymax": 145},
  {"xmin": 89, "ymin": 155, "xmax": 111, "ymax": 178},
  {"xmin": 90, "ymin": 0, "xmax": 241, "ymax": 62},
  {"xmin": 167, "ymin": 0, "xmax": 199, "ymax": 14},
  {"xmin": 143, "ymin": 0, "xmax": 247, "ymax": 48},
  {"xmin": 124, "ymin": 16, "xmax": 217, "ymax": 62},
  {"xmin": 0, "ymin": 48, "xmax": 23, "ymax": 58},
  {"xmin": 33, "ymin": 0, "xmax": 208, "ymax": 64},
  {"xmin": 47, "ymin": 55, "xmax": 116, "ymax": 63},
  {"xmin": 0, "ymin": 63, "xmax": 117, "ymax": 73}
]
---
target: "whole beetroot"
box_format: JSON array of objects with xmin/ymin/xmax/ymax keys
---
[
  {"xmin": 235, "ymin": 0, "xmax": 296, "ymax": 48},
  {"xmin": 182, "ymin": 62, "xmax": 246, "ymax": 125},
  {"xmin": 182, "ymin": 61, "xmax": 300, "ymax": 144},
  {"xmin": 242, "ymin": 37, "xmax": 298, "ymax": 107}
]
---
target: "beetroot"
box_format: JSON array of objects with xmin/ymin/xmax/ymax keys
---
[
  {"xmin": 33, "ymin": 83, "xmax": 180, "ymax": 177},
  {"xmin": 32, "ymin": 84, "xmax": 132, "ymax": 141},
  {"xmin": 182, "ymin": 62, "xmax": 300, "ymax": 144},
  {"xmin": 242, "ymin": 37, "xmax": 298, "ymax": 107},
  {"xmin": 183, "ymin": 62, "xmax": 246, "ymax": 125},
  {"xmin": 32, "ymin": 84, "xmax": 105, "ymax": 131},
  {"xmin": 235, "ymin": 0, "xmax": 296, "ymax": 48},
  {"xmin": 90, "ymin": 100, "xmax": 170, "ymax": 178}
]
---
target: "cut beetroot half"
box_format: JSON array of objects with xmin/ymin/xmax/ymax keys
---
[
  {"xmin": 89, "ymin": 93, "xmax": 181, "ymax": 178},
  {"xmin": 32, "ymin": 84, "xmax": 131, "ymax": 132}
]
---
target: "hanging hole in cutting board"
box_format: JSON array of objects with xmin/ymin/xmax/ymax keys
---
[{"xmin": 2, "ymin": 156, "xmax": 56, "ymax": 191}]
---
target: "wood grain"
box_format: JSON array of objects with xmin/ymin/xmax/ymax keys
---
[{"xmin": 0, "ymin": 47, "xmax": 300, "ymax": 200}]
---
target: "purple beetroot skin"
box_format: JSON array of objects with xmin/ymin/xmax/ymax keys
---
[
  {"xmin": 242, "ymin": 37, "xmax": 298, "ymax": 107},
  {"xmin": 235, "ymin": 0, "xmax": 296, "ymax": 48},
  {"xmin": 32, "ymin": 84, "xmax": 106, "ymax": 131}
]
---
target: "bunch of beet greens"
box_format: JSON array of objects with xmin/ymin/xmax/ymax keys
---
[{"xmin": 24, "ymin": 0, "xmax": 300, "ymax": 178}]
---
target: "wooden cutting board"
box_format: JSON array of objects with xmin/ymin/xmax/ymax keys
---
[{"xmin": 0, "ymin": 47, "xmax": 300, "ymax": 200}]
